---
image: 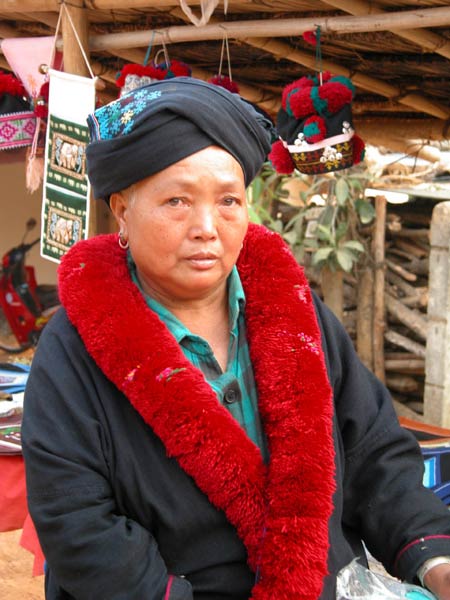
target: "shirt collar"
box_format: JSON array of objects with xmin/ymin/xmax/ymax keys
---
[{"xmin": 127, "ymin": 254, "xmax": 245, "ymax": 343}]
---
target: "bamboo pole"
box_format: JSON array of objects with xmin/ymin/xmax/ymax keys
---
[
  {"xmin": 323, "ymin": 0, "xmax": 450, "ymax": 61},
  {"xmin": 355, "ymin": 117, "xmax": 449, "ymax": 144},
  {"xmin": 372, "ymin": 195, "xmax": 387, "ymax": 383},
  {"xmin": 84, "ymin": 7, "xmax": 450, "ymax": 51},
  {"xmin": 0, "ymin": 0, "xmax": 205, "ymax": 8}
]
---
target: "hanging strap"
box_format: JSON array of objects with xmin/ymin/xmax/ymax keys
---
[
  {"xmin": 50, "ymin": 1, "xmax": 95, "ymax": 79},
  {"xmin": 218, "ymin": 33, "xmax": 233, "ymax": 81}
]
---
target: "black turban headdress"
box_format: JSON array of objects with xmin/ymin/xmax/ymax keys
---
[{"xmin": 86, "ymin": 77, "xmax": 275, "ymax": 203}]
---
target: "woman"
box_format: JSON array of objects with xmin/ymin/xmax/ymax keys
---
[{"xmin": 22, "ymin": 77, "xmax": 450, "ymax": 600}]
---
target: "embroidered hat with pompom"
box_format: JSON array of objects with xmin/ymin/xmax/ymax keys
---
[
  {"xmin": 0, "ymin": 70, "xmax": 35, "ymax": 151},
  {"xmin": 269, "ymin": 71, "xmax": 365, "ymax": 176},
  {"xmin": 116, "ymin": 59, "xmax": 192, "ymax": 97}
]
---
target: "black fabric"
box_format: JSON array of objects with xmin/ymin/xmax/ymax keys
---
[
  {"xmin": 86, "ymin": 77, "xmax": 274, "ymax": 202},
  {"xmin": 22, "ymin": 296, "xmax": 450, "ymax": 599},
  {"xmin": 276, "ymin": 103, "xmax": 354, "ymax": 145},
  {"xmin": 0, "ymin": 93, "xmax": 31, "ymax": 114}
]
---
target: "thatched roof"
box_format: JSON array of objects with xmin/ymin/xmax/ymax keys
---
[{"xmin": 1, "ymin": 0, "xmax": 450, "ymax": 161}]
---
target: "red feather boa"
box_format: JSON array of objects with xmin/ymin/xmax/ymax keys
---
[{"xmin": 58, "ymin": 223, "xmax": 336, "ymax": 599}]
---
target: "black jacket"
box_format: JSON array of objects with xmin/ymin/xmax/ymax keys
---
[{"xmin": 22, "ymin": 225, "xmax": 450, "ymax": 600}]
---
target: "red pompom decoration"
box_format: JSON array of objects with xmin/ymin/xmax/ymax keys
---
[
  {"xmin": 303, "ymin": 115, "xmax": 326, "ymax": 143},
  {"xmin": 302, "ymin": 30, "xmax": 317, "ymax": 46},
  {"xmin": 318, "ymin": 82, "xmax": 353, "ymax": 115},
  {"xmin": 268, "ymin": 140, "xmax": 295, "ymax": 174},
  {"xmin": 208, "ymin": 75, "xmax": 240, "ymax": 94},
  {"xmin": 0, "ymin": 71, "xmax": 27, "ymax": 98},
  {"xmin": 352, "ymin": 134, "xmax": 365, "ymax": 165},
  {"xmin": 34, "ymin": 103, "xmax": 48, "ymax": 119},
  {"xmin": 281, "ymin": 77, "xmax": 314, "ymax": 111},
  {"xmin": 287, "ymin": 88, "xmax": 315, "ymax": 119}
]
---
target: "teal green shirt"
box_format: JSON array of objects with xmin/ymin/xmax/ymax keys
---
[{"xmin": 128, "ymin": 257, "xmax": 267, "ymax": 460}]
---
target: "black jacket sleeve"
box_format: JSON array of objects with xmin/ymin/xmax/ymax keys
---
[
  {"xmin": 312, "ymin": 293, "xmax": 450, "ymax": 583},
  {"xmin": 22, "ymin": 310, "xmax": 193, "ymax": 600}
]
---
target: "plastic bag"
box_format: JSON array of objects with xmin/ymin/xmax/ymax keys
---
[{"xmin": 336, "ymin": 558, "xmax": 437, "ymax": 600}]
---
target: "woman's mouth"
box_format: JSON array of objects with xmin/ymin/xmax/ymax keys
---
[{"xmin": 186, "ymin": 253, "xmax": 219, "ymax": 269}]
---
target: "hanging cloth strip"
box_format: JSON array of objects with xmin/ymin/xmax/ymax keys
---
[
  {"xmin": 179, "ymin": 0, "xmax": 228, "ymax": 26},
  {"xmin": 40, "ymin": 2, "xmax": 97, "ymax": 263}
]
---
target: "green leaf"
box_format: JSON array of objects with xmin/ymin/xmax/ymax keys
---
[
  {"xmin": 343, "ymin": 240, "xmax": 365, "ymax": 254},
  {"xmin": 271, "ymin": 219, "xmax": 283, "ymax": 234},
  {"xmin": 247, "ymin": 204, "xmax": 262, "ymax": 224},
  {"xmin": 316, "ymin": 224, "xmax": 332, "ymax": 242},
  {"xmin": 311, "ymin": 247, "xmax": 334, "ymax": 266},
  {"xmin": 336, "ymin": 248, "xmax": 356, "ymax": 272},
  {"xmin": 318, "ymin": 205, "xmax": 335, "ymax": 227},
  {"xmin": 335, "ymin": 178, "xmax": 349, "ymax": 206},
  {"xmin": 283, "ymin": 230, "xmax": 298, "ymax": 246},
  {"xmin": 355, "ymin": 199, "xmax": 376, "ymax": 224},
  {"xmin": 335, "ymin": 221, "xmax": 348, "ymax": 242},
  {"xmin": 251, "ymin": 177, "xmax": 263, "ymax": 202}
]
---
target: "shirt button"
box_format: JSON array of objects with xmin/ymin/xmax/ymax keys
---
[{"xmin": 224, "ymin": 389, "xmax": 238, "ymax": 403}]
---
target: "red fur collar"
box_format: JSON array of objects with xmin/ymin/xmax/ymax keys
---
[{"xmin": 58, "ymin": 223, "xmax": 335, "ymax": 599}]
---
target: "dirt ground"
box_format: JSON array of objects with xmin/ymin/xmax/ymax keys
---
[{"xmin": 1, "ymin": 529, "xmax": 44, "ymax": 600}]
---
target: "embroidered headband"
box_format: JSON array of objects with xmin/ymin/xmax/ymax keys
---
[{"xmin": 86, "ymin": 77, "xmax": 275, "ymax": 203}]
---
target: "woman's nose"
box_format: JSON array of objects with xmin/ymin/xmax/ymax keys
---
[{"xmin": 189, "ymin": 207, "xmax": 217, "ymax": 239}]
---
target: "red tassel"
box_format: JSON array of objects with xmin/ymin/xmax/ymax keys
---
[
  {"xmin": 268, "ymin": 140, "xmax": 295, "ymax": 174},
  {"xmin": 208, "ymin": 75, "xmax": 240, "ymax": 94},
  {"xmin": 352, "ymin": 134, "xmax": 365, "ymax": 165}
]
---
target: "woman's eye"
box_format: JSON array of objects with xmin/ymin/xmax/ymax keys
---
[
  {"xmin": 167, "ymin": 197, "xmax": 184, "ymax": 207},
  {"xmin": 222, "ymin": 197, "xmax": 240, "ymax": 206}
]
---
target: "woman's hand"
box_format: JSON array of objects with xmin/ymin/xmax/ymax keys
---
[{"xmin": 424, "ymin": 564, "xmax": 450, "ymax": 600}]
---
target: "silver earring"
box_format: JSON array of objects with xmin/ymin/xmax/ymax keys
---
[{"xmin": 118, "ymin": 232, "xmax": 129, "ymax": 249}]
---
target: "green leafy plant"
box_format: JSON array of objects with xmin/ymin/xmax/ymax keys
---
[{"xmin": 247, "ymin": 163, "xmax": 376, "ymax": 275}]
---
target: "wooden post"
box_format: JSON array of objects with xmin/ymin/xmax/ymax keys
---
[
  {"xmin": 424, "ymin": 202, "xmax": 450, "ymax": 426},
  {"xmin": 321, "ymin": 267, "xmax": 344, "ymax": 323},
  {"xmin": 372, "ymin": 195, "xmax": 387, "ymax": 383},
  {"xmin": 62, "ymin": 0, "xmax": 89, "ymax": 77},
  {"xmin": 356, "ymin": 264, "xmax": 374, "ymax": 370}
]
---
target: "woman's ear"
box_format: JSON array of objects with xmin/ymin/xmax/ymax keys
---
[{"xmin": 109, "ymin": 191, "xmax": 128, "ymax": 230}]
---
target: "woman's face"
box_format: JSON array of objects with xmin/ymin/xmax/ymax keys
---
[{"xmin": 110, "ymin": 146, "xmax": 248, "ymax": 306}]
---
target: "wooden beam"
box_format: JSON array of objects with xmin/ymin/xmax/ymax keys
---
[
  {"xmin": 355, "ymin": 116, "xmax": 449, "ymax": 143},
  {"xmin": 0, "ymin": 0, "xmax": 203, "ymax": 9},
  {"xmin": 323, "ymin": 0, "xmax": 450, "ymax": 61},
  {"xmin": 85, "ymin": 8, "xmax": 450, "ymax": 51},
  {"xmin": 360, "ymin": 136, "xmax": 442, "ymax": 163}
]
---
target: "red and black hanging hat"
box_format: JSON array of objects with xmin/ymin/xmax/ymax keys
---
[{"xmin": 269, "ymin": 71, "xmax": 365, "ymax": 176}]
